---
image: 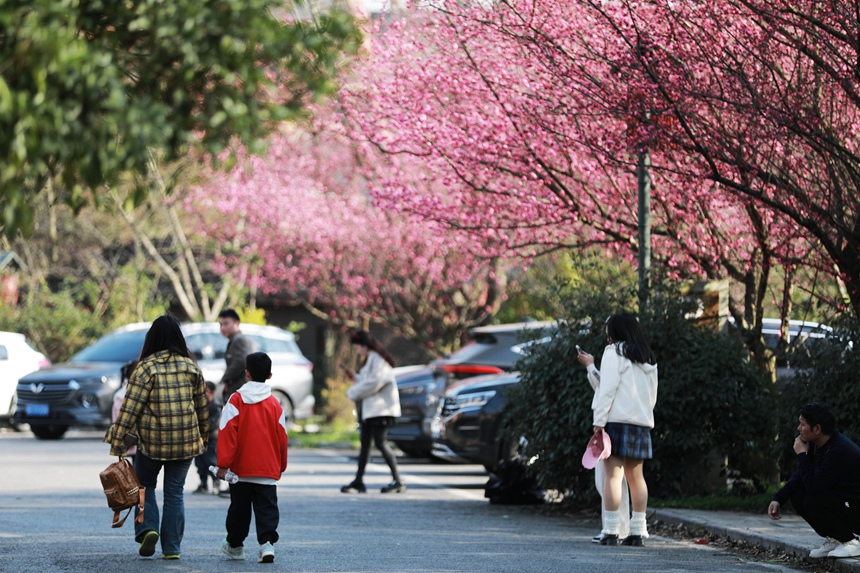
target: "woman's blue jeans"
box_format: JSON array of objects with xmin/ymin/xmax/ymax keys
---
[{"xmin": 133, "ymin": 452, "xmax": 193, "ymax": 555}]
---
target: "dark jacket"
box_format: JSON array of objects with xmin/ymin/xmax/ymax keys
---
[
  {"xmin": 207, "ymin": 399, "xmax": 222, "ymax": 442},
  {"xmin": 220, "ymin": 332, "xmax": 256, "ymax": 396},
  {"xmin": 773, "ymin": 431, "xmax": 860, "ymax": 504}
]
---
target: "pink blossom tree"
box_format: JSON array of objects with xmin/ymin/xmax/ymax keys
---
[
  {"xmin": 185, "ymin": 114, "xmax": 508, "ymax": 355},
  {"xmin": 337, "ymin": 0, "xmax": 847, "ymax": 357}
]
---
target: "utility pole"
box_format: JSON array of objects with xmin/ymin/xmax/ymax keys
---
[{"xmin": 637, "ymin": 148, "xmax": 652, "ymax": 312}]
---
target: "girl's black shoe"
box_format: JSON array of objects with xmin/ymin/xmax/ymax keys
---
[
  {"xmin": 599, "ymin": 534, "xmax": 618, "ymax": 546},
  {"xmin": 621, "ymin": 535, "xmax": 644, "ymax": 546},
  {"xmin": 340, "ymin": 481, "xmax": 366, "ymax": 493},
  {"xmin": 380, "ymin": 480, "xmax": 406, "ymax": 493}
]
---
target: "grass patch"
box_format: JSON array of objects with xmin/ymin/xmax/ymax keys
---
[{"xmin": 289, "ymin": 418, "xmax": 359, "ymax": 449}]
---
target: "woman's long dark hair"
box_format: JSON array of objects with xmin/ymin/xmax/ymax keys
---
[
  {"xmin": 606, "ymin": 313, "xmax": 657, "ymax": 365},
  {"xmin": 350, "ymin": 330, "xmax": 396, "ymax": 368},
  {"xmin": 139, "ymin": 315, "xmax": 194, "ymax": 361}
]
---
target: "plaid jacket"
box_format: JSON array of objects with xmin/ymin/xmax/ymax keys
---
[{"xmin": 105, "ymin": 350, "xmax": 208, "ymax": 460}]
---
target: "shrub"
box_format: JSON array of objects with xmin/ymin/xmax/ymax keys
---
[
  {"xmin": 0, "ymin": 289, "xmax": 105, "ymax": 362},
  {"xmin": 777, "ymin": 313, "xmax": 860, "ymax": 478},
  {"xmin": 507, "ymin": 278, "xmax": 776, "ymax": 502}
]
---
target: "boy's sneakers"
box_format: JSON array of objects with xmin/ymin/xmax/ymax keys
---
[
  {"xmin": 259, "ymin": 542, "xmax": 275, "ymax": 563},
  {"xmin": 221, "ymin": 539, "xmax": 245, "ymax": 560},
  {"xmin": 809, "ymin": 537, "xmax": 840, "ymax": 558},
  {"xmin": 828, "ymin": 538, "xmax": 860, "ymax": 558},
  {"xmin": 138, "ymin": 530, "xmax": 159, "ymax": 557}
]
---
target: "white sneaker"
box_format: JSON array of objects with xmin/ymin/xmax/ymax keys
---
[
  {"xmin": 828, "ymin": 538, "xmax": 860, "ymax": 558},
  {"xmin": 809, "ymin": 537, "xmax": 841, "ymax": 558},
  {"xmin": 221, "ymin": 539, "xmax": 245, "ymax": 560},
  {"xmin": 259, "ymin": 542, "xmax": 275, "ymax": 563}
]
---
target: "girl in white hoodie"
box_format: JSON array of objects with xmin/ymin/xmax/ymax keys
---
[{"xmin": 579, "ymin": 313, "xmax": 658, "ymax": 547}]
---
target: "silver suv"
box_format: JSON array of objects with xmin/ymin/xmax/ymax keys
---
[{"xmin": 15, "ymin": 322, "xmax": 314, "ymax": 439}]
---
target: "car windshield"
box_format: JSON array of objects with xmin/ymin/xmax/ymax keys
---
[{"xmin": 71, "ymin": 329, "xmax": 147, "ymax": 363}]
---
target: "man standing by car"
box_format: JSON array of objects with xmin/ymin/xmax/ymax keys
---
[
  {"xmin": 218, "ymin": 309, "xmax": 256, "ymax": 402},
  {"xmin": 768, "ymin": 403, "xmax": 860, "ymax": 559}
]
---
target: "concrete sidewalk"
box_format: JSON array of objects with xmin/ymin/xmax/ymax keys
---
[{"xmin": 656, "ymin": 508, "xmax": 860, "ymax": 572}]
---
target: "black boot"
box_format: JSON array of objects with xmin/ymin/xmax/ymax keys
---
[
  {"xmin": 621, "ymin": 535, "xmax": 644, "ymax": 546},
  {"xmin": 599, "ymin": 534, "xmax": 618, "ymax": 546},
  {"xmin": 340, "ymin": 480, "xmax": 366, "ymax": 493},
  {"xmin": 380, "ymin": 480, "xmax": 406, "ymax": 493}
]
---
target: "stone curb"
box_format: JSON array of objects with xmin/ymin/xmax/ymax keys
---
[{"xmin": 655, "ymin": 509, "xmax": 860, "ymax": 573}]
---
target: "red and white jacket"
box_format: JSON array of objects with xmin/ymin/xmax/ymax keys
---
[{"xmin": 217, "ymin": 382, "xmax": 288, "ymax": 480}]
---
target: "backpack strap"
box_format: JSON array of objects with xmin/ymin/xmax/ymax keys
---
[{"xmin": 111, "ymin": 486, "xmax": 145, "ymax": 528}]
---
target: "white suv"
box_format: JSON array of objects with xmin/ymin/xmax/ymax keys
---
[
  {"xmin": 0, "ymin": 332, "xmax": 50, "ymax": 420},
  {"xmin": 181, "ymin": 322, "xmax": 315, "ymax": 421}
]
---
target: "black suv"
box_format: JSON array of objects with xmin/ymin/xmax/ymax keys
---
[
  {"xmin": 388, "ymin": 321, "xmax": 552, "ymax": 458},
  {"xmin": 431, "ymin": 372, "xmax": 522, "ymax": 472}
]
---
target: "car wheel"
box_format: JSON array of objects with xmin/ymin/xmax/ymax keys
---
[
  {"xmin": 31, "ymin": 424, "xmax": 69, "ymax": 440},
  {"xmin": 272, "ymin": 391, "xmax": 294, "ymax": 425},
  {"xmin": 487, "ymin": 434, "xmax": 521, "ymax": 473}
]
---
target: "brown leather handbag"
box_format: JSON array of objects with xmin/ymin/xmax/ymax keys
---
[{"xmin": 99, "ymin": 456, "xmax": 145, "ymax": 528}]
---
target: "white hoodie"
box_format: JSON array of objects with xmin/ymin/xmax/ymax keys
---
[
  {"xmin": 346, "ymin": 351, "xmax": 401, "ymax": 420},
  {"xmin": 589, "ymin": 343, "xmax": 658, "ymax": 429}
]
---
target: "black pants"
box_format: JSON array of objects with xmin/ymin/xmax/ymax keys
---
[
  {"xmin": 225, "ymin": 482, "xmax": 279, "ymax": 547},
  {"xmin": 193, "ymin": 438, "xmax": 218, "ymax": 485},
  {"xmin": 355, "ymin": 421, "xmax": 400, "ymax": 482},
  {"xmin": 790, "ymin": 488, "xmax": 860, "ymax": 542}
]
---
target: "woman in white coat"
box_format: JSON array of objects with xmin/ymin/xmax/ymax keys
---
[
  {"xmin": 580, "ymin": 313, "xmax": 658, "ymax": 547},
  {"xmin": 341, "ymin": 330, "xmax": 404, "ymax": 494}
]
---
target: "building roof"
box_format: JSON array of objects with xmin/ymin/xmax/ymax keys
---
[{"xmin": 0, "ymin": 251, "xmax": 26, "ymax": 272}]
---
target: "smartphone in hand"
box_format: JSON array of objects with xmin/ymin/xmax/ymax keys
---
[{"xmin": 576, "ymin": 345, "xmax": 583, "ymax": 354}]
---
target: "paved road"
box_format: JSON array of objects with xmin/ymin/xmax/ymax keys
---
[{"xmin": 0, "ymin": 429, "xmax": 807, "ymax": 573}]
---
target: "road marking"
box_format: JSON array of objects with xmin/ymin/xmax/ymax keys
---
[{"xmin": 311, "ymin": 449, "xmax": 486, "ymax": 501}]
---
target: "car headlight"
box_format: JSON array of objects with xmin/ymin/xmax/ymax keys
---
[
  {"xmin": 455, "ymin": 390, "xmax": 496, "ymax": 409},
  {"xmin": 101, "ymin": 374, "xmax": 121, "ymax": 388},
  {"xmin": 398, "ymin": 384, "xmax": 428, "ymax": 396}
]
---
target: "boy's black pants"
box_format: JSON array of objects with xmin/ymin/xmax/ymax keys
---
[{"xmin": 225, "ymin": 482, "xmax": 280, "ymax": 546}]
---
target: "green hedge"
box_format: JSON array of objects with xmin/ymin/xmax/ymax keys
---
[
  {"xmin": 0, "ymin": 289, "xmax": 105, "ymax": 362},
  {"xmin": 507, "ymin": 280, "xmax": 776, "ymax": 501},
  {"xmin": 777, "ymin": 314, "xmax": 860, "ymax": 478}
]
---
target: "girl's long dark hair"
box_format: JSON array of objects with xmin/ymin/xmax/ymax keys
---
[
  {"xmin": 139, "ymin": 315, "xmax": 194, "ymax": 362},
  {"xmin": 606, "ymin": 313, "xmax": 657, "ymax": 365},
  {"xmin": 350, "ymin": 330, "xmax": 396, "ymax": 368}
]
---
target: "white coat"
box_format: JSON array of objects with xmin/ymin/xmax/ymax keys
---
[
  {"xmin": 346, "ymin": 351, "xmax": 401, "ymax": 420},
  {"xmin": 589, "ymin": 343, "xmax": 658, "ymax": 429}
]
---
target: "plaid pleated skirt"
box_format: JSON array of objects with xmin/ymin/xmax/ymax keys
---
[{"xmin": 604, "ymin": 422, "xmax": 653, "ymax": 459}]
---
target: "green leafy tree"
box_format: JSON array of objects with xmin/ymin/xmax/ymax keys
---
[{"xmin": 0, "ymin": 0, "xmax": 361, "ymax": 235}]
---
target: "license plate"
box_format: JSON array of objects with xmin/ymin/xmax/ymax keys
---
[{"xmin": 25, "ymin": 404, "xmax": 49, "ymax": 417}]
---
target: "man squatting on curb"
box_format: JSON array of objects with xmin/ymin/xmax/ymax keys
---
[{"xmin": 768, "ymin": 403, "xmax": 860, "ymax": 559}]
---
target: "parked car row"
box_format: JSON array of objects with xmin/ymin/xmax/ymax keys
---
[
  {"xmin": 390, "ymin": 321, "xmax": 554, "ymax": 469},
  {"xmin": 396, "ymin": 316, "xmax": 837, "ymax": 474},
  {"xmin": 13, "ymin": 322, "xmax": 315, "ymax": 440}
]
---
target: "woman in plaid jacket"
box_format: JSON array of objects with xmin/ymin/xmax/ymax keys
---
[{"xmin": 106, "ymin": 315, "xmax": 209, "ymax": 560}]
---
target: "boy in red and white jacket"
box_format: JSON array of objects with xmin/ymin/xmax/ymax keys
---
[{"xmin": 217, "ymin": 352, "xmax": 288, "ymax": 564}]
